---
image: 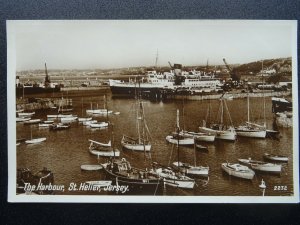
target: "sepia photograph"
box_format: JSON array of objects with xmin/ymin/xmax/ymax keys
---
[{"xmin": 7, "ymin": 20, "xmax": 298, "ymax": 203}]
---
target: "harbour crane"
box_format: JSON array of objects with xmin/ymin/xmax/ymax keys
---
[
  {"xmin": 222, "ymin": 58, "xmax": 239, "ymax": 82},
  {"xmin": 223, "ymin": 58, "xmax": 232, "ymax": 72}
]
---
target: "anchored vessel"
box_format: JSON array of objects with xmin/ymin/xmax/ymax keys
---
[
  {"xmin": 166, "ymin": 109, "xmax": 195, "ymax": 145},
  {"xmin": 121, "ymin": 84, "xmax": 151, "ymax": 152},
  {"xmin": 152, "ymin": 164, "xmax": 195, "ymax": 189},
  {"xmin": 16, "ymin": 63, "xmax": 61, "ymax": 97},
  {"xmin": 109, "ymin": 63, "xmax": 223, "ymax": 97},
  {"xmin": 272, "ymin": 97, "xmax": 293, "ymax": 128},
  {"xmin": 101, "ymin": 158, "xmax": 164, "ymax": 195},
  {"xmin": 199, "ymin": 96, "xmax": 236, "ymax": 141},
  {"xmin": 263, "ymin": 153, "xmax": 289, "ymax": 162},
  {"xmin": 238, "ymin": 158, "xmax": 281, "ymax": 173},
  {"xmin": 221, "ymin": 163, "xmax": 255, "ymax": 180},
  {"xmin": 17, "ymin": 167, "xmax": 54, "ymax": 195}
]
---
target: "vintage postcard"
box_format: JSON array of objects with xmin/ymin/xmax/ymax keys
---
[{"xmin": 7, "ymin": 20, "xmax": 298, "ymax": 203}]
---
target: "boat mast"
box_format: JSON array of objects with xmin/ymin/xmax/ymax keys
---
[
  {"xmin": 81, "ymin": 97, "xmax": 84, "ymax": 117},
  {"xmin": 137, "ymin": 79, "xmax": 141, "ymax": 144},
  {"xmin": 140, "ymin": 100, "xmax": 146, "ymax": 161},
  {"xmin": 182, "ymin": 98, "xmax": 185, "ymax": 131},
  {"xmin": 220, "ymin": 98, "xmax": 224, "ymax": 126},
  {"xmin": 176, "ymin": 109, "xmax": 180, "ymax": 130},
  {"xmin": 155, "ymin": 49, "xmax": 158, "ymax": 69},
  {"xmin": 177, "ymin": 109, "xmax": 180, "ymax": 163},
  {"xmin": 104, "ymin": 94, "xmax": 108, "ymax": 121},
  {"xmin": 111, "ymin": 123, "xmax": 115, "ymax": 159},
  {"xmin": 262, "ymin": 60, "xmax": 266, "ymax": 127},
  {"xmin": 193, "ymin": 138, "xmax": 196, "ymax": 167},
  {"xmin": 247, "ymin": 89, "xmax": 250, "ymax": 123}
]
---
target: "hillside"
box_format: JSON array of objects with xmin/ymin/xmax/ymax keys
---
[{"xmin": 234, "ymin": 57, "xmax": 292, "ymax": 75}]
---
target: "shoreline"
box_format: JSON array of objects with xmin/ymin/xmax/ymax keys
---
[{"xmin": 16, "ymin": 89, "xmax": 291, "ymax": 111}]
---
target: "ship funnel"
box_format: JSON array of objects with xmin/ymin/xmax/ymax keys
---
[
  {"xmin": 16, "ymin": 76, "xmax": 20, "ymax": 87},
  {"xmin": 173, "ymin": 64, "xmax": 182, "ymax": 76}
]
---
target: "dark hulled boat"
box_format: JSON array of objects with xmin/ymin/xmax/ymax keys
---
[
  {"xmin": 16, "ymin": 63, "xmax": 61, "ymax": 97},
  {"xmin": 101, "ymin": 158, "xmax": 164, "ymax": 195},
  {"xmin": 271, "ymin": 97, "xmax": 292, "ymax": 113},
  {"xmin": 17, "ymin": 167, "xmax": 54, "ymax": 194}
]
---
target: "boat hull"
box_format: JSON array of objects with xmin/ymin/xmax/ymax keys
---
[
  {"xmin": 49, "ymin": 124, "xmax": 70, "ymax": 130},
  {"xmin": 165, "ymin": 135, "xmax": 194, "ymax": 145},
  {"xmin": 24, "ymin": 119, "xmax": 42, "ymax": 125},
  {"xmin": 78, "ymin": 117, "xmax": 93, "ymax": 122},
  {"xmin": 60, "ymin": 117, "xmax": 78, "ymax": 123},
  {"xmin": 16, "ymin": 117, "xmax": 31, "ymax": 122},
  {"xmin": 121, "ymin": 136, "xmax": 151, "ymax": 151},
  {"xmin": 163, "ymin": 178, "xmax": 195, "ymax": 189},
  {"xmin": 236, "ymin": 130, "xmax": 266, "ymax": 138},
  {"xmin": 102, "ymin": 164, "xmax": 164, "ymax": 195},
  {"xmin": 221, "ymin": 163, "xmax": 255, "ymax": 180},
  {"xmin": 199, "ymin": 127, "xmax": 236, "ymax": 141},
  {"xmin": 89, "ymin": 122, "xmax": 109, "ymax": 128},
  {"xmin": 194, "ymin": 135, "xmax": 215, "ymax": 142},
  {"xmin": 263, "ymin": 153, "xmax": 289, "ymax": 162},
  {"xmin": 110, "ymin": 85, "xmax": 163, "ymax": 96},
  {"xmin": 25, "ymin": 137, "xmax": 46, "ymax": 144},
  {"xmin": 18, "ymin": 112, "xmax": 35, "ymax": 117},
  {"xmin": 173, "ymin": 162, "xmax": 209, "ymax": 177},
  {"xmin": 152, "ymin": 166, "xmax": 195, "ymax": 189},
  {"xmin": 80, "ymin": 165, "xmax": 103, "ymax": 171},
  {"xmin": 121, "ymin": 142, "xmax": 151, "ymax": 151},
  {"xmin": 89, "ymin": 149, "xmax": 120, "ymax": 157},
  {"xmin": 38, "ymin": 123, "xmax": 52, "ymax": 127},
  {"xmin": 238, "ymin": 159, "xmax": 281, "ymax": 173},
  {"xmin": 183, "ymin": 131, "xmax": 215, "ymax": 142},
  {"xmin": 86, "ymin": 109, "xmax": 113, "ymax": 114}
]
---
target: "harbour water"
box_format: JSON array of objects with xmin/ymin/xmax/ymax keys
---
[{"xmin": 16, "ymin": 93, "xmax": 294, "ymax": 196}]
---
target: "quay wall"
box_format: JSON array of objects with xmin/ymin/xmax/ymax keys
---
[
  {"xmin": 173, "ymin": 91, "xmax": 291, "ymax": 101},
  {"xmin": 61, "ymin": 86, "xmax": 108, "ymax": 91},
  {"xmin": 16, "ymin": 90, "xmax": 291, "ymax": 111}
]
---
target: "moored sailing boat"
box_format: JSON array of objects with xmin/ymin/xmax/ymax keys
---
[
  {"xmin": 101, "ymin": 157, "xmax": 164, "ymax": 195},
  {"xmin": 155, "ymin": 118, "xmax": 196, "ymax": 188},
  {"xmin": 86, "ymin": 95, "xmax": 113, "ymax": 115},
  {"xmin": 88, "ymin": 124, "xmax": 120, "ymax": 157},
  {"xmin": 78, "ymin": 97, "xmax": 93, "ymax": 122},
  {"xmin": 152, "ymin": 162, "xmax": 195, "ymax": 189},
  {"xmin": 166, "ymin": 109, "xmax": 194, "ymax": 145},
  {"xmin": 263, "ymin": 153, "xmax": 289, "ymax": 162},
  {"xmin": 199, "ymin": 96, "xmax": 236, "ymax": 141},
  {"xmin": 172, "ymin": 141, "xmax": 209, "ymax": 177},
  {"xmin": 238, "ymin": 158, "xmax": 281, "ymax": 173},
  {"xmin": 235, "ymin": 90, "xmax": 266, "ymax": 138},
  {"xmin": 88, "ymin": 99, "xmax": 119, "ymax": 157},
  {"xmin": 58, "ymin": 94, "xmax": 73, "ymax": 113},
  {"xmin": 221, "ymin": 162, "xmax": 255, "ymax": 180},
  {"xmin": 121, "ymin": 89, "xmax": 151, "ymax": 152},
  {"xmin": 181, "ymin": 131, "xmax": 215, "ymax": 143},
  {"xmin": 25, "ymin": 126, "xmax": 46, "ymax": 144}
]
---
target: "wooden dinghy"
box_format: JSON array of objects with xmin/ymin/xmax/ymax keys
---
[{"xmin": 81, "ymin": 164, "xmax": 103, "ymax": 171}]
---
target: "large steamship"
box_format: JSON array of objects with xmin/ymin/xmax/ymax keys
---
[{"xmin": 109, "ymin": 64, "xmax": 223, "ymax": 96}]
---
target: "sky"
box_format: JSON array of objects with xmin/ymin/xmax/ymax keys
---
[{"xmin": 9, "ymin": 20, "xmax": 296, "ymax": 71}]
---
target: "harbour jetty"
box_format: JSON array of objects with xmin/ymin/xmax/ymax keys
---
[{"xmin": 172, "ymin": 90, "xmax": 291, "ymax": 101}]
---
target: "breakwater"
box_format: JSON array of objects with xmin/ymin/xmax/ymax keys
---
[
  {"xmin": 173, "ymin": 91, "xmax": 291, "ymax": 101},
  {"xmin": 16, "ymin": 90, "xmax": 291, "ymax": 111}
]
